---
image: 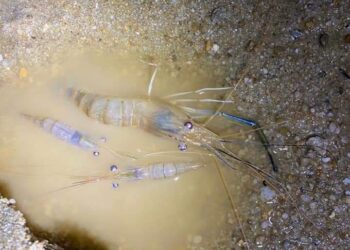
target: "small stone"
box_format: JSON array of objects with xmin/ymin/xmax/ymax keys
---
[
  {"xmin": 282, "ymin": 213, "xmax": 289, "ymax": 219},
  {"xmin": 344, "ymin": 34, "xmax": 350, "ymax": 44},
  {"xmin": 329, "ymin": 123, "xmax": 340, "ymax": 134},
  {"xmin": 8, "ymin": 198, "xmax": 16, "ymax": 205},
  {"xmin": 261, "ymin": 220, "xmax": 270, "ymax": 229},
  {"xmin": 237, "ymin": 239, "xmax": 245, "ymax": 247},
  {"xmin": 343, "ymin": 177, "xmax": 350, "ymax": 185},
  {"xmin": 329, "ymin": 210, "xmax": 335, "ymax": 219},
  {"xmin": 0, "ymin": 54, "xmax": 3, "ymax": 62},
  {"xmin": 260, "ymin": 186, "xmax": 276, "ymax": 201},
  {"xmin": 291, "ymin": 29, "xmax": 303, "ymax": 40},
  {"xmin": 212, "ymin": 44, "xmax": 219, "ymax": 53},
  {"xmin": 193, "ymin": 235, "xmax": 202, "ymax": 244},
  {"xmin": 19, "ymin": 67, "xmax": 28, "ymax": 79},
  {"xmin": 322, "ymin": 157, "xmax": 331, "ymax": 163}
]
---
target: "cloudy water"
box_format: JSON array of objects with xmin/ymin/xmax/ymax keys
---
[{"xmin": 0, "ymin": 53, "xmax": 269, "ymax": 249}]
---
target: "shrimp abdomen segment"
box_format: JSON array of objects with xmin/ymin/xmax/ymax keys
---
[
  {"xmin": 68, "ymin": 89, "xmax": 140, "ymax": 127},
  {"xmin": 24, "ymin": 115, "xmax": 97, "ymax": 151},
  {"xmin": 127, "ymin": 162, "xmax": 201, "ymax": 181}
]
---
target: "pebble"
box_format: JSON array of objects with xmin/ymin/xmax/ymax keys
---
[
  {"xmin": 193, "ymin": 235, "xmax": 202, "ymax": 244},
  {"xmin": 8, "ymin": 199, "xmax": 16, "ymax": 205},
  {"xmin": 329, "ymin": 210, "xmax": 335, "ymax": 219},
  {"xmin": 328, "ymin": 122, "xmax": 340, "ymax": 134},
  {"xmin": 261, "ymin": 68, "xmax": 268, "ymax": 74},
  {"xmin": 321, "ymin": 157, "xmax": 331, "ymax": 163},
  {"xmin": 282, "ymin": 213, "xmax": 289, "ymax": 219},
  {"xmin": 0, "ymin": 54, "xmax": 3, "ymax": 62},
  {"xmin": 260, "ymin": 186, "xmax": 276, "ymax": 201},
  {"xmin": 343, "ymin": 177, "xmax": 350, "ymax": 185},
  {"xmin": 306, "ymin": 136, "xmax": 324, "ymax": 147},
  {"xmin": 212, "ymin": 44, "xmax": 219, "ymax": 53},
  {"xmin": 291, "ymin": 29, "xmax": 303, "ymax": 40},
  {"xmin": 261, "ymin": 220, "xmax": 270, "ymax": 229}
]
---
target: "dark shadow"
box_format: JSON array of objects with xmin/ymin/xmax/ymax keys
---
[
  {"xmin": 0, "ymin": 182, "xmax": 108, "ymax": 250},
  {"xmin": 0, "ymin": 182, "xmax": 12, "ymax": 198},
  {"xmin": 28, "ymin": 221, "xmax": 108, "ymax": 250}
]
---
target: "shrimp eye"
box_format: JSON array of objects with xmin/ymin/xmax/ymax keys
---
[
  {"xmin": 178, "ymin": 142, "xmax": 187, "ymax": 151},
  {"xmin": 93, "ymin": 151, "xmax": 100, "ymax": 156},
  {"xmin": 110, "ymin": 165, "xmax": 118, "ymax": 172},
  {"xmin": 184, "ymin": 121, "xmax": 193, "ymax": 130}
]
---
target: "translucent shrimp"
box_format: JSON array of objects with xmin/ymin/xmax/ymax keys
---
[
  {"xmin": 22, "ymin": 114, "xmax": 135, "ymax": 160},
  {"xmin": 51, "ymin": 162, "xmax": 203, "ymax": 191},
  {"xmin": 66, "ymin": 88, "xmax": 275, "ymax": 176}
]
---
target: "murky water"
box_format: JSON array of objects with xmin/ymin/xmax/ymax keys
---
[{"xmin": 0, "ymin": 53, "xmax": 268, "ymax": 249}]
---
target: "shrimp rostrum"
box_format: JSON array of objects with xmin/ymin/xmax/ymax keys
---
[{"xmin": 67, "ymin": 87, "xmax": 277, "ymax": 175}]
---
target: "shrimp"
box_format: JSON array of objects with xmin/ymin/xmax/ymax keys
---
[
  {"xmin": 22, "ymin": 114, "xmax": 135, "ymax": 160},
  {"xmin": 50, "ymin": 162, "xmax": 203, "ymax": 192},
  {"xmin": 66, "ymin": 88, "xmax": 277, "ymax": 176},
  {"xmin": 118, "ymin": 162, "xmax": 202, "ymax": 181}
]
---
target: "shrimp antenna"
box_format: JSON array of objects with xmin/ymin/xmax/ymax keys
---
[
  {"xmin": 164, "ymin": 86, "xmax": 235, "ymax": 99},
  {"xmin": 98, "ymin": 143, "xmax": 138, "ymax": 160},
  {"xmin": 138, "ymin": 59, "xmax": 158, "ymax": 97},
  {"xmin": 213, "ymin": 158, "xmax": 249, "ymax": 249},
  {"xmin": 203, "ymin": 67, "xmax": 249, "ymax": 127},
  {"xmin": 213, "ymin": 146, "xmax": 332, "ymax": 241}
]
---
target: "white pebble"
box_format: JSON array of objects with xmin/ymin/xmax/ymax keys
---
[
  {"xmin": 212, "ymin": 44, "xmax": 219, "ymax": 53},
  {"xmin": 329, "ymin": 123, "xmax": 340, "ymax": 134},
  {"xmin": 260, "ymin": 186, "xmax": 276, "ymax": 201},
  {"xmin": 193, "ymin": 235, "xmax": 202, "ymax": 244},
  {"xmin": 8, "ymin": 198, "xmax": 16, "ymax": 205},
  {"xmin": 282, "ymin": 213, "xmax": 289, "ymax": 219},
  {"xmin": 343, "ymin": 177, "xmax": 350, "ymax": 185},
  {"xmin": 321, "ymin": 157, "xmax": 331, "ymax": 163},
  {"xmin": 261, "ymin": 221, "xmax": 270, "ymax": 229}
]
